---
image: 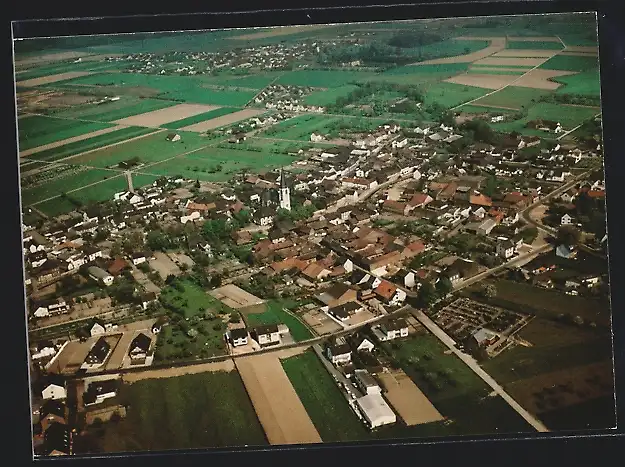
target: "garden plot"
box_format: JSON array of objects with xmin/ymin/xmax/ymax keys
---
[
  {"xmin": 411, "ymin": 37, "xmax": 506, "ymax": 65},
  {"xmin": 235, "ymin": 349, "xmax": 322, "ymax": 445},
  {"xmin": 113, "ymin": 103, "xmax": 220, "ymax": 128},
  {"xmin": 17, "ymin": 71, "xmax": 95, "ymax": 87},
  {"xmin": 180, "ymin": 108, "xmax": 265, "ymax": 132}
]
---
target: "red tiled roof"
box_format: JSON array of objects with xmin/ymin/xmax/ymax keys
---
[
  {"xmin": 374, "ymin": 280, "xmax": 397, "ymax": 299},
  {"xmin": 587, "ymin": 190, "xmax": 605, "ymax": 199},
  {"xmin": 469, "ymin": 194, "xmax": 493, "ymax": 207},
  {"xmin": 406, "ymin": 240, "xmax": 426, "ymax": 254},
  {"xmin": 408, "ymin": 192, "xmax": 432, "ymax": 207}
]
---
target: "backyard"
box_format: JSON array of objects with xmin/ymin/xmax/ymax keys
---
[{"xmin": 244, "ymin": 299, "xmax": 314, "ymax": 342}]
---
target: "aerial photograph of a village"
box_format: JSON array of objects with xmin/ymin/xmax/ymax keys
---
[{"xmin": 13, "ymin": 11, "xmax": 615, "ymax": 457}]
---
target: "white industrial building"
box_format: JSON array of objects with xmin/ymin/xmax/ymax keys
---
[{"xmin": 355, "ymin": 393, "xmax": 397, "ymax": 429}]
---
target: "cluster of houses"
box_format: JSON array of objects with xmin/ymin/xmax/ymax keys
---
[{"xmin": 253, "ymin": 84, "xmax": 325, "ymax": 113}]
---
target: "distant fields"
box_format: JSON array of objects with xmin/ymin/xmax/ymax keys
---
[
  {"xmin": 28, "ymin": 126, "xmax": 157, "ymax": 162},
  {"xmin": 244, "ymin": 300, "xmax": 313, "ymax": 342},
  {"xmin": 16, "ymin": 60, "xmax": 128, "ymax": 81},
  {"xmin": 49, "ymin": 97, "xmax": 180, "ymax": 122},
  {"xmin": 276, "ymin": 70, "xmax": 376, "ymax": 88},
  {"xmin": 303, "ymin": 85, "xmax": 359, "ymax": 106},
  {"xmin": 162, "ymin": 107, "xmax": 240, "ymax": 129},
  {"xmin": 67, "ymin": 130, "xmax": 208, "ymax": 167},
  {"xmin": 47, "ymin": 72, "xmax": 258, "ymax": 106},
  {"xmin": 469, "ymin": 87, "xmax": 550, "ymax": 109},
  {"xmin": 261, "ymin": 114, "xmax": 388, "ymax": 140},
  {"xmin": 18, "ymin": 115, "xmax": 115, "ymax": 151},
  {"xmin": 422, "ymin": 82, "xmax": 488, "ymax": 108},
  {"xmin": 281, "ymin": 351, "xmax": 368, "ymax": 442},
  {"xmin": 491, "ymin": 102, "xmax": 599, "ymax": 133},
  {"xmin": 384, "ymin": 63, "xmax": 470, "ymax": 76},
  {"xmin": 104, "ymin": 372, "xmax": 267, "ymax": 452},
  {"xmin": 506, "ymin": 41, "xmax": 564, "ymax": 50},
  {"xmin": 467, "ymin": 68, "xmax": 527, "ymax": 76},
  {"xmin": 409, "ymin": 39, "xmax": 491, "ymax": 63},
  {"xmin": 538, "ymin": 55, "xmax": 598, "ymax": 71},
  {"xmin": 554, "ymin": 70, "xmax": 601, "ymax": 97},
  {"xmin": 21, "ymin": 168, "xmax": 115, "ymax": 205}
]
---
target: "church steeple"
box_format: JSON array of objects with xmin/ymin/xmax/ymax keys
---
[
  {"xmin": 280, "ymin": 167, "xmax": 287, "ymax": 189},
  {"xmin": 278, "ymin": 167, "xmax": 291, "ymax": 211}
]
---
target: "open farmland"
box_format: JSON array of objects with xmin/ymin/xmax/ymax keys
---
[
  {"xmin": 16, "ymin": 60, "xmax": 126, "ymax": 81},
  {"xmin": 20, "ymin": 124, "xmax": 126, "ymax": 157},
  {"xmin": 112, "ymin": 103, "xmax": 220, "ymax": 127},
  {"xmin": 49, "ymin": 97, "xmax": 180, "ymax": 122},
  {"xmin": 468, "ymin": 86, "xmax": 550, "ymax": 109},
  {"xmin": 492, "ymin": 50, "xmax": 557, "ymax": 58},
  {"xmin": 17, "ymin": 71, "xmax": 96, "ymax": 87},
  {"xmin": 472, "ymin": 57, "xmax": 547, "ymax": 67},
  {"xmin": 260, "ymin": 114, "xmax": 387, "ymax": 141},
  {"xmin": 539, "ymin": 55, "xmax": 599, "ymax": 71},
  {"xmin": 235, "ymin": 350, "xmax": 322, "ymax": 445},
  {"xmin": 179, "ymin": 108, "xmax": 265, "ymax": 132},
  {"xmin": 411, "ymin": 38, "xmax": 502, "ymax": 65},
  {"xmin": 276, "ymin": 70, "xmax": 376, "ymax": 88},
  {"xmin": 18, "ymin": 115, "xmax": 115, "ymax": 151},
  {"xmin": 101, "ymin": 371, "xmax": 267, "ymax": 452},
  {"xmin": 162, "ymin": 107, "xmax": 239, "ymax": 129},
  {"xmin": 67, "ymin": 130, "xmax": 207, "ymax": 167},
  {"xmin": 200, "ymin": 72, "xmax": 283, "ymax": 89},
  {"xmin": 244, "ymin": 299, "xmax": 313, "ymax": 342},
  {"xmin": 281, "ymin": 350, "xmax": 368, "ymax": 442},
  {"xmin": 21, "ymin": 167, "xmax": 116, "ymax": 206},
  {"xmin": 146, "ymin": 146, "xmax": 297, "ymax": 182},
  {"xmin": 422, "ymin": 82, "xmax": 488, "ymax": 108},
  {"xmin": 491, "ymin": 102, "xmax": 599, "ymax": 134},
  {"xmin": 554, "ymin": 70, "xmax": 601, "ymax": 97},
  {"xmin": 506, "ymin": 41, "xmax": 564, "ymax": 50},
  {"xmin": 27, "ymin": 126, "xmax": 157, "ymax": 162},
  {"xmin": 447, "ymin": 69, "xmax": 580, "ymax": 92},
  {"xmin": 303, "ymin": 85, "xmax": 359, "ymax": 106}
]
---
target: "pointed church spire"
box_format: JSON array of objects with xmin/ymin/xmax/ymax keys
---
[{"xmin": 280, "ymin": 167, "xmax": 287, "ymax": 189}]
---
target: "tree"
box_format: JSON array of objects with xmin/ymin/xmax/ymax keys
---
[
  {"xmin": 417, "ymin": 281, "xmax": 437, "ymax": 307},
  {"xmin": 229, "ymin": 313, "xmax": 241, "ymax": 324},
  {"xmin": 521, "ymin": 227, "xmax": 539, "ymax": 244},
  {"xmin": 122, "ymin": 231, "xmax": 145, "ymax": 254},
  {"xmin": 482, "ymin": 283, "xmax": 497, "ymax": 299},
  {"xmin": 436, "ymin": 276, "xmax": 453, "ymax": 296},
  {"xmin": 146, "ymin": 230, "xmax": 173, "ymax": 252},
  {"xmin": 210, "ymin": 274, "xmax": 222, "ymax": 288},
  {"xmin": 557, "ymin": 225, "xmax": 582, "ymax": 246}
]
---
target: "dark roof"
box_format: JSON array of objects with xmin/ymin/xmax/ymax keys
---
[
  {"xmin": 350, "ymin": 270, "xmax": 368, "ymax": 284},
  {"xmin": 253, "ymin": 324, "xmax": 279, "ymax": 335},
  {"xmin": 230, "ymin": 328, "xmax": 248, "ymax": 340},
  {"xmin": 83, "ymin": 245, "xmax": 101, "ymax": 255},
  {"xmin": 328, "ymin": 342, "xmax": 352, "ymax": 356},
  {"xmin": 86, "ymin": 379, "xmax": 119, "ymax": 396},
  {"xmin": 129, "ymin": 333, "xmax": 151, "ymax": 354},
  {"xmin": 85, "ymin": 337, "xmax": 111, "ymax": 364},
  {"xmin": 43, "ymin": 422, "xmax": 71, "ymax": 455},
  {"xmin": 382, "ymin": 318, "xmax": 409, "ymax": 332},
  {"xmin": 324, "ymin": 283, "xmax": 352, "ymax": 299},
  {"xmin": 39, "ymin": 400, "xmax": 66, "ymax": 419},
  {"xmin": 141, "ymin": 292, "xmax": 157, "ymax": 302},
  {"xmin": 445, "ymin": 259, "xmax": 479, "ymax": 278},
  {"xmin": 328, "ymin": 301, "xmax": 362, "ymax": 317}
]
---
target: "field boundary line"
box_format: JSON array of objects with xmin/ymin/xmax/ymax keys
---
[{"xmin": 244, "ymin": 72, "xmax": 286, "ymax": 107}]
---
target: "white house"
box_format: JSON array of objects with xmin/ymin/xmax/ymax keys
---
[
  {"xmin": 89, "ymin": 321, "xmax": 106, "ymax": 337},
  {"xmin": 356, "ymin": 393, "xmax": 396, "ymax": 429},
  {"xmin": 230, "ymin": 328, "xmax": 249, "ymax": 347},
  {"xmin": 83, "ymin": 379, "xmax": 118, "ymax": 406},
  {"xmin": 131, "ymin": 253, "xmax": 148, "ymax": 265},
  {"xmin": 41, "ymin": 376, "xmax": 67, "ymax": 401},
  {"xmin": 356, "ymin": 337, "xmax": 375, "ymax": 353},
  {"xmin": 496, "ymin": 238, "xmax": 516, "ymax": 259},
  {"xmin": 354, "ymin": 369, "xmax": 381, "ymax": 395},
  {"xmin": 374, "ymin": 318, "xmax": 409, "ymax": 341},
  {"xmin": 252, "ymin": 324, "xmax": 281, "ymax": 346},
  {"xmin": 87, "ymin": 266, "xmax": 114, "ymax": 287},
  {"xmin": 561, "ymin": 214, "xmax": 574, "ymax": 225},
  {"xmin": 326, "ymin": 337, "xmax": 352, "ymax": 365}
]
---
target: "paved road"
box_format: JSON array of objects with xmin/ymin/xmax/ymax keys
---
[{"xmin": 411, "ymin": 308, "xmax": 550, "ymax": 433}]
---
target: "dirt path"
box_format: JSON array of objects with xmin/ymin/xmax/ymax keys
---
[
  {"xmin": 20, "ymin": 124, "xmax": 128, "ymax": 157},
  {"xmin": 235, "ymin": 351, "xmax": 322, "ymax": 445},
  {"xmin": 410, "ymin": 37, "xmax": 506, "ymax": 65},
  {"xmin": 122, "ymin": 360, "xmax": 236, "ymax": 383},
  {"xmin": 17, "ymin": 71, "xmax": 95, "ymax": 88},
  {"xmin": 113, "ymin": 103, "xmax": 220, "ymax": 128}
]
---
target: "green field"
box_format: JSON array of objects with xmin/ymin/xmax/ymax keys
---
[
  {"xmin": 49, "ymin": 97, "xmax": 180, "ymax": 122},
  {"xmin": 244, "ymin": 299, "xmax": 313, "ymax": 342},
  {"xmin": 408, "ymin": 39, "xmax": 490, "ymax": 63},
  {"xmin": 506, "ymin": 41, "xmax": 564, "ymax": 50},
  {"xmin": 491, "ymin": 102, "xmax": 598, "ymax": 133},
  {"xmin": 539, "ymin": 55, "xmax": 598, "ymax": 71},
  {"xmin": 18, "ymin": 115, "xmax": 115, "ymax": 151},
  {"xmin": 49, "ymin": 72, "xmax": 257, "ymax": 106},
  {"xmin": 216, "ymin": 72, "xmax": 284, "ymax": 89},
  {"xmin": 281, "ymin": 350, "xmax": 369, "ymax": 442},
  {"xmin": 560, "ymin": 35, "xmax": 599, "ymax": 48},
  {"xmin": 160, "ymin": 280, "xmax": 231, "ymax": 319},
  {"xmin": 67, "ymin": 130, "xmax": 209, "ymax": 168},
  {"xmin": 147, "ymin": 146, "xmax": 297, "ymax": 182},
  {"xmin": 29, "ymin": 127, "xmax": 157, "ymax": 162},
  {"xmin": 303, "ymin": 85, "xmax": 359, "ymax": 106},
  {"xmin": 457, "ymin": 104, "xmax": 517, "ymax": 114},
  {"xmin": 554, "ymin": 70, "xmax": 601, "ymax": 97},
  {"xmin": 34, "ymin": 197, "xmax": 83, "ymax": 217},
  {"xmin": 16, "ymin": 60, "xmax": 128, "ymax": 81},
  {"xmin": 261, "ymin": 114, "xmax": 388, "ymax": 141},
  {"xmin": 421, "ymin": 82, "xmax": 488, "ymax": 108},
  {"xmin": 539, "ymin": 395, "xmax": 616, "ymax": 431},
  {"xmin": 467, "ymin": 68, "xmax": 528, "ymax": 76},
  {"xmin": 21, "ymin": 168, "xmax": 116, "ymax": 206},
  {"xmin": 162, "ymin": 107, "xmax": 240, "ymax": 129},
  {"xmin": 383, "ymin": 63, "xmax": 470, "ymax": 76},
  {"xmin": 104, "ymin": 372, "xmax": 267, "ymax": 451},
  {"xmin": 276, "ymin": 70, "xmax": 376, "ymax": 88},
  {"xmin": 469, "ymin": 86, "xmax": 549, "ymax": 109}
]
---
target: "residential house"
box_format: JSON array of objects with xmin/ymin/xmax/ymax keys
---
[
  {"xmin": 251, "ymin": 324, "xmax": 281, "ymax": 346},
  {"xmin": 89, "ymin": 319, "xmax": 106, "ymax": 337},
  {"xmin": 316, "ymin": 283, "xmax": 358, "ymax": 308},
  {"xmin": 88, "ymin": 266, "xmax": 114, "ymax": 286},
  {"xmin": 560, "ymin": 189, "xmax": 578, "ymax": 204},
  {"xmin": 128, "ymin": 333, "xmax": 153, "ymax": 365},
  {"xmin": 40, "ymin": 375, "xmax": 67, "ymax": 401},
  {"xmin": 131, "ymin": 252, "xmax": 150, "ymax": 265},
  {"xmin": 43, "ymin": 422, "xmax": 73, "ymax": 456},
  {"xmin": 393, "ymin": 269, "xmax": 416, "ymax": 288},
  {"xmin": 140, "ymin": 292, "xmax": 158, "ymax": 310},
  {"xmin": 561, "ymin": 214, "xmax": 574, "ymax": 225},
  {"xmin": 374, "ymin": 280, "xmax": 406, "ymax": 306},
  {"xmin": 81, "ymin": 337, "xmax": 112, "ymax": 369},
  {"xmin": 326, "ymin": 336, "xmax": 352, "ymax": 365},
  {"xmin": 301, "ymin": 262, "xmax": 332, "ymax": 282},
  {"xmin": 83, "ymin": 245, "xmax": 102, "ymax": 263},
  {"xmin": 556, "ymin": 244, "xmax": 577, "ymax": 259},
  {"xmin": 327, "ymin": 301, "xmax": 364, "ymax": 321},
  {"xmin": 362, "ymin": 250, "xmax": 402, "ymax": 276},
  {"xmin": 353, "ymin": 335, "xmax": 375, "ymax": 352},
  {"xmin": 407, "ymin": 192, "xmax": 433, "ymax": 209},
  {"xmin": 374, "ymin": 318, "xmax": 409, "ymax": 341},
  {"xmin": 31, "ymin": 298, "xmax": 70, "ymax": 318},
  {"xmin": 39, "ymin": 400, "xmax": 67, "ymax": 432},
  {"xmin": 496, "ymin": 238, "xmax": 516, "ymax": 259},
  {"xmin": 230, "ymin": 328, "xmax": 249, "ymax": 347},
  {"xmin": 83, "ymin": 379, "xmax": 119, "ymax": 406},
  {"xmin": 107, "ymin": 257, "xmax": 129, "ymax": 276},
  {"xmin": 354, "ymin": 369, "xmax": 381, "ymax": 395},
  {"xmin": 444, "ymin": 258, "xmax": 480, "ymax": 284}
]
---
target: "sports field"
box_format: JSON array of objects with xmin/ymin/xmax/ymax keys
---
[
  {"xmin": 281, "ymin": 350, "xmax": 368, "ymax": 442},
  {"xmin": 18, "ymin": 115, "xmax": 115, "ymax": 151},
  {"xmin": 67, "ymin": 130, "xmax": 207, "ymax": 168},
  {"xmin": 102, "ymin": 371, "xmax": 267, "ymax": 451},
  {"xmin": 244, "ymin": 299, "xmax": 313, "ymax": 342}
]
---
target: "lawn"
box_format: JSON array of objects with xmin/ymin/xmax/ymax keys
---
[
  {"xmin": 159, "ymin": 279, "xmax": 232, "ymax": 319},
  {"xmin": 29, "ymin": 126, "xmax": 157, "ymax": 162},
  {"xmin": 67, "ymin": 130, "xmax": 209, "ymax": 168},
  {"xmin": 161, "ymin": 107, "xmax": 240, "ymax": 129},
  {"xmin": 303, "ymin": 85, "xmax": 359, "ymax": 106},
  {"xmin": 281, "ymin": 350, "xmax": 369, "ymax": 442},
  {"xmin": 17, "ymin": 115, "xmax": 115, "ymax": 151},
  {"xmin": 539, "ymin": 395, "xmax": 616, "ymax": 431},
  {"xmin": 245, "ymin": 299, "xmax": 313, "ymax": 342},
  {"xmin": 539, "ymin": 55, "xmax": 599, "ymax": 72},
  {"xmin": 421, "ymin": 82, "xmax": 488, "ymax": 108},
  {"xmin": 147, "ymin": 146, "xmax": 297, "ymax": 182},
  {"xmin": 470, "ymin": 86, "xmax": 550, "ymax": 109},
  {"xmin": 554, "ymin": 70, "xmax": 601, "ymax": 97},
  {"xmin": 52, "ymin": 72, "xmax": 258, "ymax": 106},
  {"xmin": 21, "ymin": 168, "xmax": 117, "ymax": 206},
  {"xmin": 49, "ymin": 97, "xmax": 180, "ymax": 122},
  {"xmin": 104, "ymin": 372, "xmax": 267, "ymax": 451},
  {"xmin": 506, "ymin": 41, "xmax": 564, "ymax": 50},
  {"xmin": 276, "ymin": 70, "xmax": 376, "ymax": 88},
  {"xmin": 492, "ymin": 102, "xmax": 599, "ymax": 133}
]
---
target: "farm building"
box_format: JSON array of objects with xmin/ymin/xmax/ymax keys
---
[
  {"xmin": 355, "ymin": 393, "xmax": 397, "ymax": 429},
  {"xmin": 354, "ymin": 368, "xmax": 381, "ymax": 395},
  {"xmin": 166, "ymin": 133, "xmax": 181, "ymax": 142},
  {"xmin": 87, "ymin": 266, "xmax": 114, "ymax": 287}
]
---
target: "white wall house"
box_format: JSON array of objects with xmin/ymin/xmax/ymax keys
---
[
  {"xmin": 561, "ymin": 214, "xmax": 573, "ymax": 225},
  {"xmin": 42, "ymin": 383, "xmax": 66, "ymax": 401}
]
